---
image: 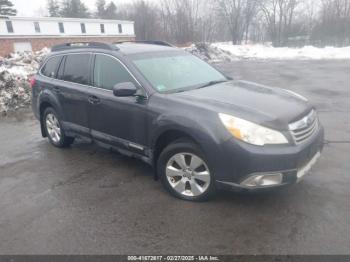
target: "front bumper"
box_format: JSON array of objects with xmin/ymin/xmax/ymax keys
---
[{"xmin": 213, "ymin": 124, "xmax": 325, "ymax": 192}]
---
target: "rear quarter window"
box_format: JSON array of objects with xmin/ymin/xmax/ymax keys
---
[
  {"xmin": 41, "ymin": 56, "xmax": 62, "ymax": 78},
  {"xmin": 62, "ymin": 54, "xmax": 91, "ymax": 85}
]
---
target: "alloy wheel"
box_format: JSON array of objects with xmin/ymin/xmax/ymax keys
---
[
  {"xmin": 46, "ymin": 113, "xmax": 62, "ymax": 143},
  {"xmin": 166, "ymin": 153, "xmax": 211, "ymax": 197}
]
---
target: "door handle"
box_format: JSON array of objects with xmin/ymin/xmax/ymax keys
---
[{"xmin": 88, "ymin": 95, "xmax": 101, "ymax": 104}]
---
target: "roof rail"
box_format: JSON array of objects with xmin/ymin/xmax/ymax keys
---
[
  {"xmin": 51, "ymin": 42, "xmax": 118, "ymax": 52},
  {"xmin": 114, "ymin": 40, "xmax": 175, "ymax": 47}
]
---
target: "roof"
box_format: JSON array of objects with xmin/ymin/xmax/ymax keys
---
[
  {"xmin": 0, "ymin": 15, "xmax": 134, "ymax": 24},
  {"xmin": 49, "ymin": 42, "xmax": 181, "ymax": 56},
  {"xmin": 116, "ymin": 43, "xmax": 177, "ymax": 55},
  {"xmin": 51, "ymin": 40, "xmax": 183, "ymax": 55}
]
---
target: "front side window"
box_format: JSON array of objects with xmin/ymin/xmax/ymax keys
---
[
  {"xmin": 100, "ymin": 24, "xmax": 105, "ymax": 33},
  {"xmin": 132, "ymin": 53, "xmax": 227, "ymax": 93},
  {"xmin": 6, "ymin": 21, "xmax": 14, "ymax": 33},
  {"xmin": 81, "ymin": 23, "xmax": 86, "ymax": 34},
  {"xmin": 94, "ymin": 54, "xmax": 135, "ymax": 90},
  {"xmin": 58, "ymin": 22, "xmax": 64, "ymax": 33},
  {"xmin": 62, "ymin": 54, "xmax": 91, "ymax": 85},
  {"xmin": 34, "ymin": 22, "xmax": 40, "ymax": 33},
  {"xmin": 118, "ymin": 24, "xmax": 122, "ymax": 34},
  {"xmin": 41, "ymin": 56, "xmax": 62, "ymax": 78}
]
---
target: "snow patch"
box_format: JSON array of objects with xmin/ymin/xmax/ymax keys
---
[
  {"xmin": 0, "ymin": 49, "xmax": 49, "ymax": 115},
  {"xmin": 187, "ymin": 43, "xmax": 350, "ymax": 61},
  {"xmin": 185, "ymin": 43, "xmax": 238, "ymax": 62}
]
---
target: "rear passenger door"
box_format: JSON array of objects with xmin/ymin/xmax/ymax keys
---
[
  {"xmin": 56, "ymin": 53, "xmax": 92, "ymax": 136},
  {"xmin": 87, "ymin": 53, "xmax": 149, "ymax": 154}
]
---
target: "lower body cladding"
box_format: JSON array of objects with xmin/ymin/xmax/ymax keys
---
[{"xmin": 214, "ymin": 125, "xmax": 325, "ymax": 192}]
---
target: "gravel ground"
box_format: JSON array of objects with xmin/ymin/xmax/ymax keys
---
[{"xmin": 0, "ymin": 60, "xmax": 349, "ymax": 255}]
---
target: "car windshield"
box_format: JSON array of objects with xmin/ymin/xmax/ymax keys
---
[{"xmin": 132, "ymin": 53, "xmax": 228, "ymax": 93}]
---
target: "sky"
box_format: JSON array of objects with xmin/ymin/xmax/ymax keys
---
[
  {"xmin": 11, "ymin": 0, "xmax": 129, "ymax": 16},
  {"xmin": 12, "ymin": 0, "xmax": 320, "ymax": 17}
]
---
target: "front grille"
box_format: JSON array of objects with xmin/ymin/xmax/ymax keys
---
[{"xmin": 289, "ymin": 110, "xmax": 319, "ymax": 144}]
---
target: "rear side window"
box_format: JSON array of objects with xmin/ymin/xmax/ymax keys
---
[
  {"xmin": 41, "ymin": 56, "xmax": 62, "ymax": 78},
  {"xmin": 93, "ymin": 54, "xmax": 135, "ymax": 90},
  {"xmin": 62, "ymin": 54, "xmax": 91, "ymax": 85}
]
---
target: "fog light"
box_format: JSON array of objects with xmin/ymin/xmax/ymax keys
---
[{"xmin": 241, "ymin": 173, "xmax": 283, "ymax": 188}]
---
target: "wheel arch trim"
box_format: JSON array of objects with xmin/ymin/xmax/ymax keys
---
[{"xmin": 38, "ymin": 92, "xmax": 63, "ymax": 137}]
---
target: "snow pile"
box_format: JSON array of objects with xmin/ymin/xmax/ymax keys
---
[
  {"xmin": 185, "ymin": 43, "xmax": 238, "ymax": 62},
  {"xmin": 0, "ymin": 48, "xmax": 49, "ymax": 115},
  {"xmin": 214, "ymin": 43, "xmax": 350, "ymax": 60},
  {"xmin": 187, "ymin": 43, "xmax": 350, "ymax": 61}
]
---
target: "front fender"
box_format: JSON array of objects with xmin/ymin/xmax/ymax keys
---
[
  {"xmin": 151, "ymin": 115, "xmax": 216, "ymax": 145},
  {"xmin": 150, "ymin": 113, "xmax": 226, "ymax": 178}
]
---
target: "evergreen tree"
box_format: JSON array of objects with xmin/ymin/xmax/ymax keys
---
[
  {"xmin": 95, "ymin": 0, "xmax": 116, "ymax": 19},
  {"xmin": 47, "ymin": 0, "xmax": 60, "ymax": 17},
  {"xmin": 0, "ymin": 0, "xmax": 17, "ymax": 16},
  {"xmin": 96, "ymin": 0, "xmax": 106, "ymax": 18},
  {"xmin": 104, "ymin": 2, "xmax": 117, "ymax": 19},
  {"xmin": 60, "ymin": 0, "xmax": 90, "ymax": 18}
]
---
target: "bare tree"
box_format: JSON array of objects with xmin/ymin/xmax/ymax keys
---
[
  {"xmin": 214, "ymin": 0, "xmax": 260, "ymax": 44},
  {"xmin": 116, "ymin": 1, "xmax": 163, "ymax": 41},
  {"xmin": 304, "ymin": 0, "xmax": 317, "ymax": 36},
  {"xmin": 133, "ymin": 0, "xmax": 163, "ymax": 41},
  {"xmin": 197, "ymin": 2, "xmax": 218, "ymax": 43},
  {"xmin": 44, "ymin": 0, "xmax": 350, "ymax": 47},
  {"xmin": 260, "ymin": 0, "xmax": 300, "ymax": 46},
  {"xmin": 215, "ymin": 0, "xmax": 244, "ymax": 44},
  {"xmin": 312, "ymin": 0, "xmax": 350, "ymax": 46},
  {"xmin": 159, "ymin": 0, "xmax": 203, "ymax": 44},
  {"xmin": 243, "ymin": 0, "xmax": 259, "ymax": 43}
]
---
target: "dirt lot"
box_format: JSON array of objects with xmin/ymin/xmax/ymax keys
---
[{"xmin": 0, "ymin": 60, "xmax": 349, "ymax": 255}]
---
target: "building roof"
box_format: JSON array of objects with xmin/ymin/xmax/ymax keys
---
[{"xmin": 0, "ymin": 16, "xmax": 134, "ymax": 24}]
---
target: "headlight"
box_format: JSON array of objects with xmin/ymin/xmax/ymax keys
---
[{"xmin": 218, "ymin": 113, "xmax": 288, "ymax": 146}]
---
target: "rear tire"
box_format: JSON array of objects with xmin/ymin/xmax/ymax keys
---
[
  {"xmin": 157, "ymin": 139, "xmax": 216, "ymax": 201},
  {"xmin": 43, "ymin": 107, "xmax": 74, "ymax": 148}
]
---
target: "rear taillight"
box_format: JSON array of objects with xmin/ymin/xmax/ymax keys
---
[{"xmin": 29, "ymin": 78, "xmax": 36, "ymax": 88}]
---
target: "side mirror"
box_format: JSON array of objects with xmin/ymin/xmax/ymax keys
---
[{"xmin": 113, "ymin": 82, "xmax": 137, "ymax": 97}]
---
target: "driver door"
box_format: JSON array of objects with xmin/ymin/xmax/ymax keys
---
[{"xmin": 87, "ymin": 53, "xmax": 149, "ymax": 154}]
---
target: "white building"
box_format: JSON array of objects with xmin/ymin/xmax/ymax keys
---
[{"xmin": 0, "ymin": 16, "xmax": 135, "ymax": 56}]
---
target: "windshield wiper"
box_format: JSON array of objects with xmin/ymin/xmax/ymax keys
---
[
  {"xmin": 196, "ymin": 80, "xmax": 228, "ymax": 90},
  {"xmin": 171, "ymin": 80, "xmax": 229, "ymax": 94}
]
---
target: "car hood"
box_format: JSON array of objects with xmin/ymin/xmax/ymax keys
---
[{"xmin": 173, "ymin": 80, "xmax": 313, "ymax": 130}]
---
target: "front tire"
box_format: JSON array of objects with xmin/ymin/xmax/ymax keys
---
[
  {"xmin": 157, "ymin": 139, "xmax": 215, "ymax": 201},
  {"xmin": 43, "ymin": 107, "xmax": 74, "ymax": 148}
]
